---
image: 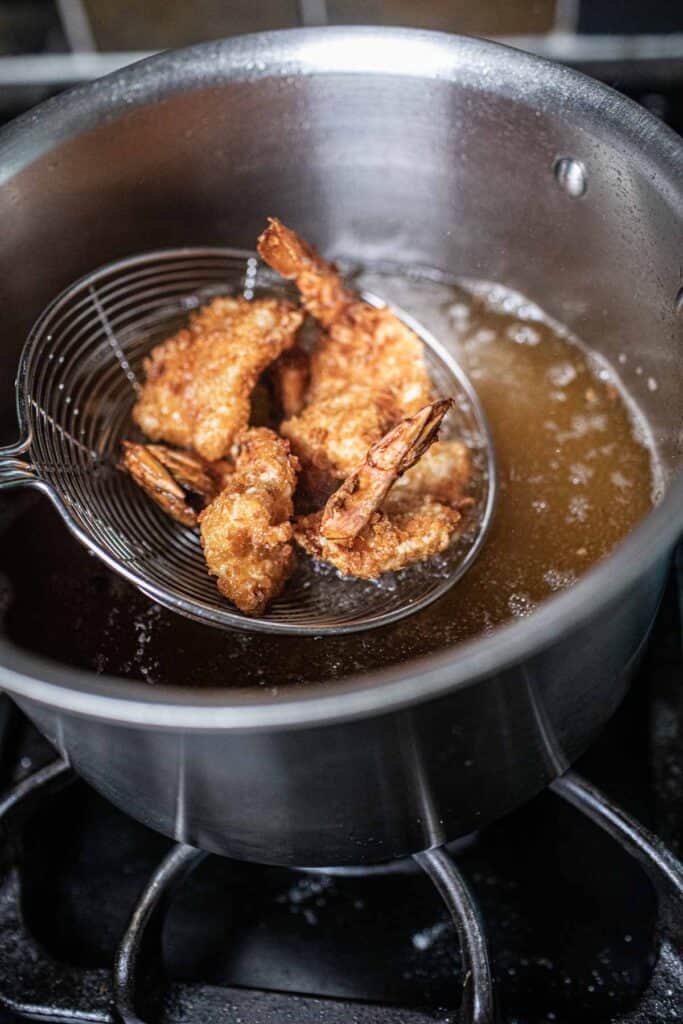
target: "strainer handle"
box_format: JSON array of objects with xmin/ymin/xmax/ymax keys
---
[{"xmin": 0, "ymin": 440, "xmax": 38, "ymax": 490}]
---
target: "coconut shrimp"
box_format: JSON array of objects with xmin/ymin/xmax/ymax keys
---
[
  {"xmin": 257, "ymin": 219, "xmax": 434, "ymax": 494},
  {"xmin": 120, "ymin": 442, "xmax": 227, "ymax": 527},
  {"xmin": 320, "ymin": 400, "xmax": 452, "ymax": 542},
  {"xmin": 257, "ymin": 218, "xmax": 433, "ymax": 412},
  {"xmin": 199, "ymin": 428, "xmax": 299, "ymax": 614},
  {"xmin": 295, "ymin": 401, "xmax": 470, "ymax": 578},
  {"xmin": 132, "ymin": 295, "xmax": 303, "ymax": 462},
  {"xmin": 296, "ymin": 496, "xmax": 464, "ymax": 579}
]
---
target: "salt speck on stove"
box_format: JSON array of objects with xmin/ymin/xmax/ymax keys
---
[{"xmin": 411, "ymin": 920, "xmax": 449, "ymax": 951}]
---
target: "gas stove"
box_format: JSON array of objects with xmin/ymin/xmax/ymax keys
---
[
  {"xmin": 0, "ymin": 11, "xmax": 682, "ymax": 1023},
  {"xmin": 0, "ymin": 561, "xmax": 679, "ymax": 1024}
]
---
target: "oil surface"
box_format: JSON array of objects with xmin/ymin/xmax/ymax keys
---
[{"xmin": 0, "ymin": 272, "xmax": 658, "ymax": 689}]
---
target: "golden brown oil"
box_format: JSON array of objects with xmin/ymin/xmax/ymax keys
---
[
  {"xmin": 1, "ymin": 272, "xmax": 659, "ymax": 688},
  {"xmin": 417, "ymin": 276, "xmax": 658, "ymax": 640}
]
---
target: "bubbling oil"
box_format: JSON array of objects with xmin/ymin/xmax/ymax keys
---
[
  {"xmin": 352, "ymin": 269, "xmax": 659, "ymax": 645},
  {"xmin": 1, "ymin": 270, "xmax": 659, "ymax": 689}
]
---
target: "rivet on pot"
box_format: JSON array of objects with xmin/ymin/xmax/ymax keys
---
[{"xmin": 554, "ymin": 157, "xmax": 587, "ymax": 198}]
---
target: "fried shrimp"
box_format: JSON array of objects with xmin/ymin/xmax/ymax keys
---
[
  {"xmin": 295, "ymin": 496, "xmax": 463, "ymax": 579},
  {"xmin": 320, "ymin": 400, "xmax": 452, "ymax": 542},
  {"xmin": 132, "ymin": 296, "xmax": 303, "ymax": 462},
  {"xmin": 395, "ymin": 439, "xmax": 472, "ymax": 506},
  {"xmin": 120, "ymin": 442, "xmax": 224, "ymax": 527},
  {"xmin": 257, "ymin": 219, "xmax": 434, "ymax": 492},
  {"xmin": 199, "ymin": 428, "xmax": 299, "ymax": 614},
  {"xmin": 280, "ymin": 386, "xmax": 397, "ymax": 502},
  {"xmin": 294, "ymin": 401, "xmax": 469, "ymax": 578},
  {"xmin": 122, "ymin": 220, "xmax": 476, "ymax": 613},
  {"xmin": 257, "ymin": 218, "xmax": 432, "ymax": 412}
]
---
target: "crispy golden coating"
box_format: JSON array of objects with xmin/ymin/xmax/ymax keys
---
[
  {"xmin": 258, "ymin": 218, "xmax": 432, "ymax": 412},
  {"xmin": 257, "ymin": 219, "xmax": 433, "ymax": 490},
  {"xmin": 280, "ymin": 386, "xmax": 396, "ymax": 502},
  {"xmin": 120, "ymin": 442, "xmax": 223, "ymax": 527},
  {"xmin": 132, "ymin": 296, "xmax": 303, "ymax": 462},
  {"xmin": 295, "ymin": 495, "xmax": 462, "ymax": 579},
  {"xmin": 395, "ymin": 440, "xmax": 472, "ymax": 506},
  {"xmin": 124, "ymin": 221, "xmax": 475, "ymax": 607},
  {"xmin": 294, "ymin": 401, "xmax": 466, "ymax": 578},
  {"xmin": 199, "ymin": 428, "xmax": 299, "ymax": 614},
  {"xmin": 321, "ymin": 400, "xmax": 452, "ymax": 542},
  {"xmin": 307, "ymin": 307, "xmax": 433, "ymax": 414}
]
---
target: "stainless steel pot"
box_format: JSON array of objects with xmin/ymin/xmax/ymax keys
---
[{"xmin": 0, "ymin": 28, "xmax": 681, "ymax": 867}]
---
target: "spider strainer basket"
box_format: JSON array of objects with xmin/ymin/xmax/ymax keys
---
[{"xmin": 0, "ymin": 248, "xmax": 495, "ymax": 635}]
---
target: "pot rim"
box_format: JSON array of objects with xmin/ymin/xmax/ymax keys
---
[{"xmin": 0, "ymin": 26, "xmax": 681, "ymax": 730}]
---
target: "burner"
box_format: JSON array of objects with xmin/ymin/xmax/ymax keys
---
[
  {"xmin": 0, "ymin": 557, "xmax": 679, "ymax": 1023},
  {"xmin": 299, "ymin": 833, "xmax": 480, "ymax": 878},
  {"xmin": 0, "ymin": 736, "xmax": 681, "ymax": 1024}
]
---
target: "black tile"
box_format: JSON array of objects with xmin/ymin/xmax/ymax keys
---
[{"xmin": 578, "ymin": 0, "xmax": 683, "ymax": 34}]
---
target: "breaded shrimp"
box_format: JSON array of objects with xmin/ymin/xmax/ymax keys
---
[
  {"xmin": 320, "ymin": 400, "xmax": 452, "ymax": 542},
  {"xmin": 294, "ymin": 401, "xmax": 468, "ymax": 578},
  {"xmin": 280, "ymin": 386, "xmax": 396, "ymax": 502},
  {"xmin": 120, "ymin": 442, "xmax": 224, "ymax": 527},
  {"xmin": 257, "ymin": 218, "xmax": 432, "ymax": 414},
  {"xmin": 256, "ymin": 218, "xmax": 355, "ymax": 329},
  {"xmin": 394, "ymin": 439, "xmax": 472, "ymax": 506},
  {"xmin": 295, "ymin": 496, "xmax": 462, "ymax": 579},
  {"xmin": 257, "ymin": 219, "xmax": 434, "ymax": 494},
  {"xmin": 199, "ymin": 428, "xmax": 299, "ymax": 614},
  {"xmin": 132, "ymin": 296, "xmax": 303, "ymax": 462}
]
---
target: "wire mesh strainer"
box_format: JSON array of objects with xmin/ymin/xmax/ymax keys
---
[{"xmin": 0, "ymin": 248, "xmax": 495, "ymax": 635}]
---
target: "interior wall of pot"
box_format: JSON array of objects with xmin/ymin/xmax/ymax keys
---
[{"xmin": 1, "ymin": 70, "xmax": 681, "ymax": 474}]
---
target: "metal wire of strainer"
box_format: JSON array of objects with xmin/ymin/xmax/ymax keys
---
[{"xmin": 0, "ymin": 248, "xmax": 496, "ymax": 635}]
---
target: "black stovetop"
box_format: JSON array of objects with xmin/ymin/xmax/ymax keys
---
[{"xmin": 0, "ymin": 564, "xmax": 679, "ymax": 1024}]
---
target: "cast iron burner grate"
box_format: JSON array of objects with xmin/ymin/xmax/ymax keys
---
[
  {"xmin": 0, "ymin": 706, "xmax": 681, "ymax": 1023},
  {"xmin": 0, "ymin": 566, "xmax": 678, "ymax": 1024}
]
